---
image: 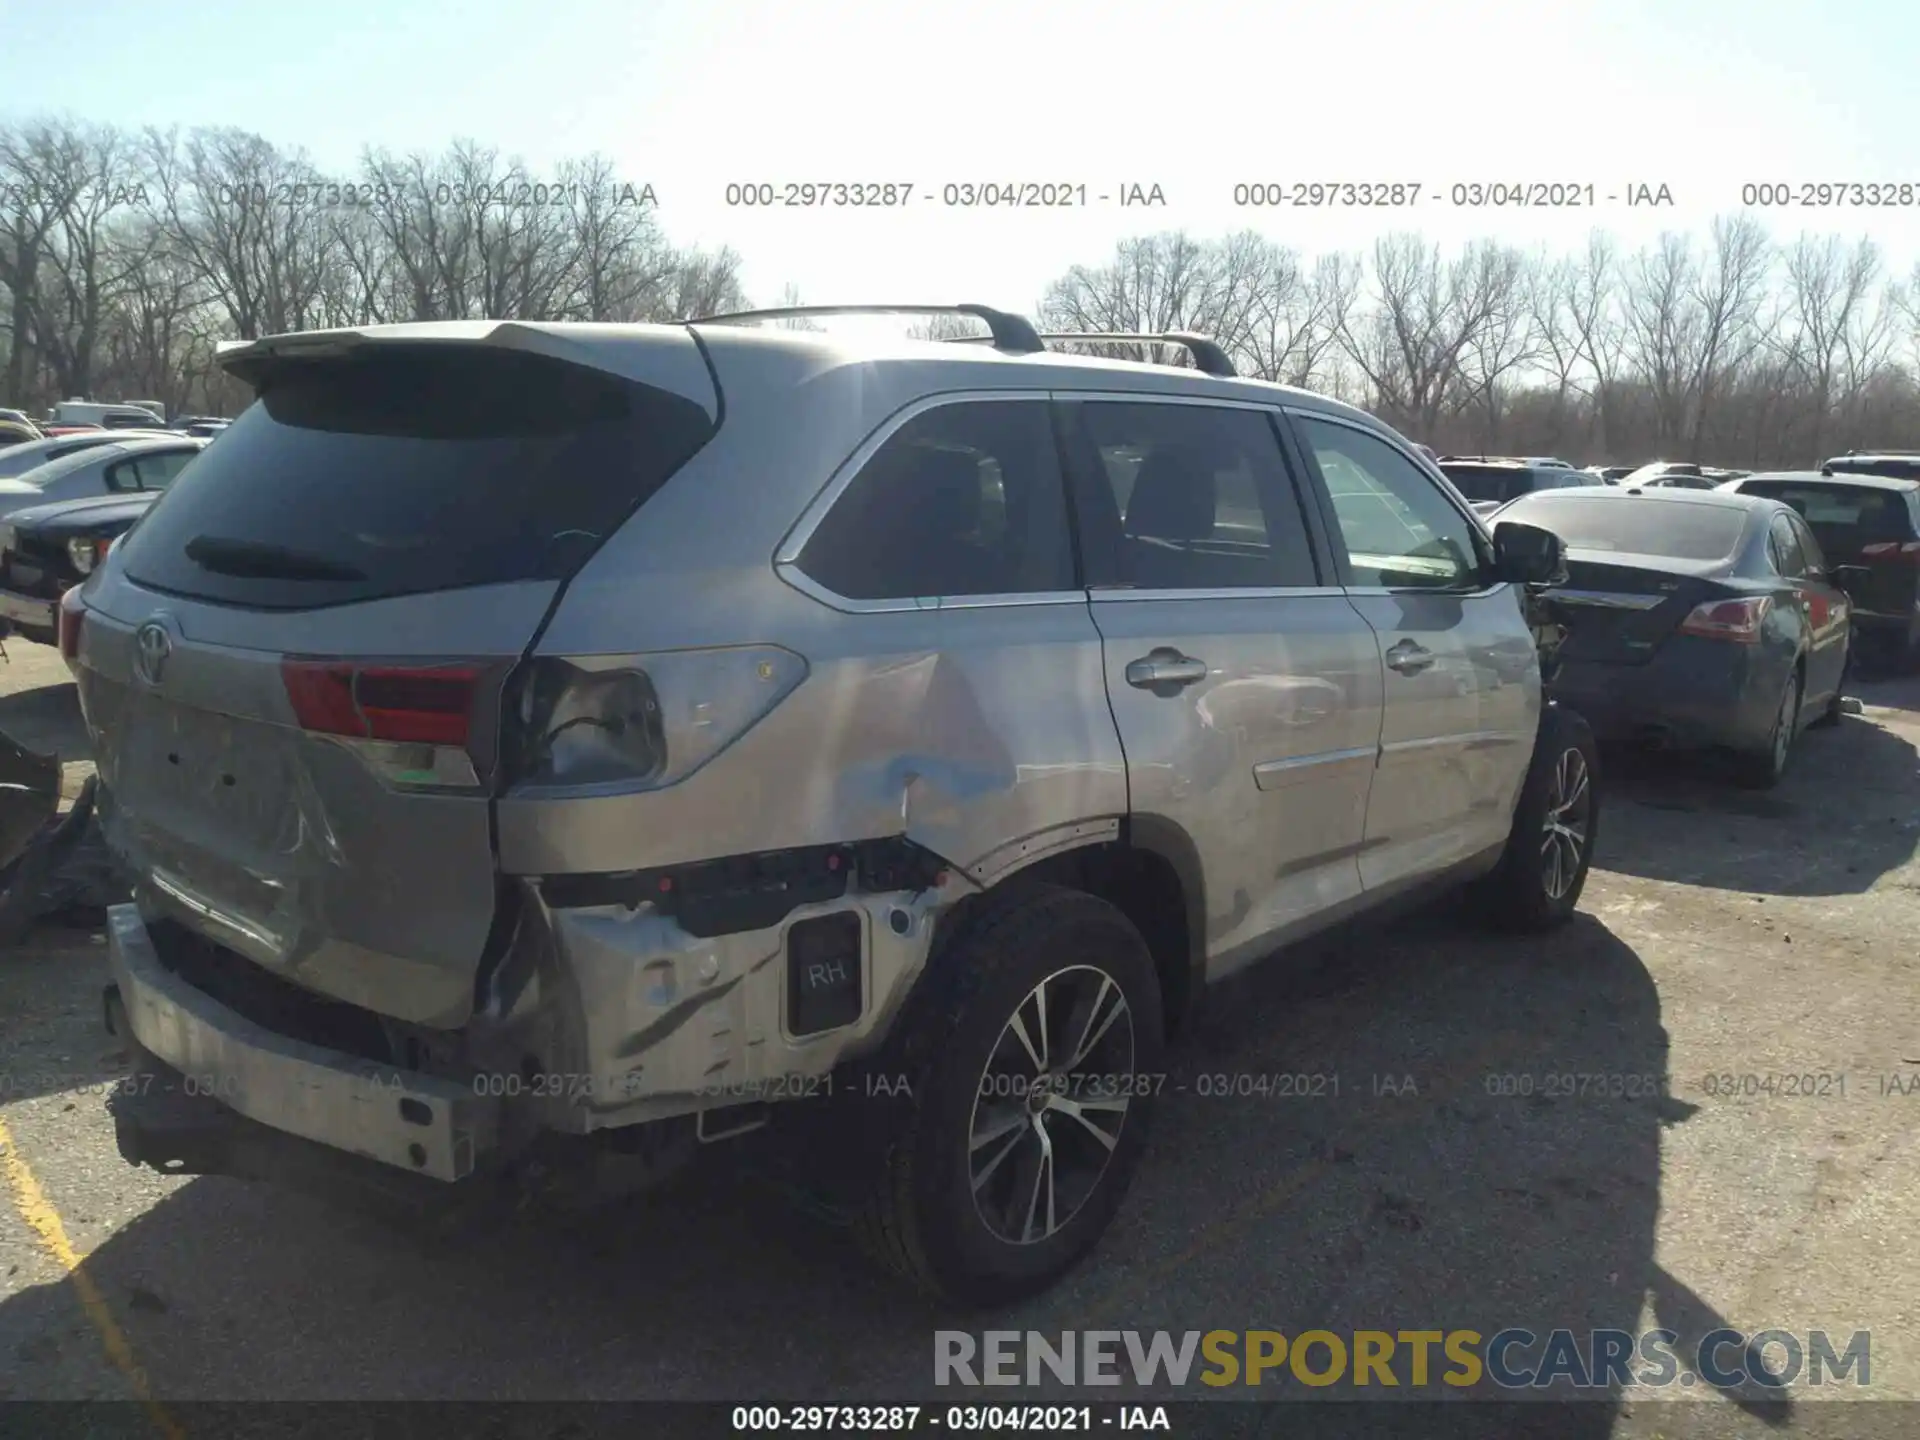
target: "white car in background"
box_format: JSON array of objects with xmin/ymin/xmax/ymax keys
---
[
  {"xmin": 0, "ymin": 435, "xmax": 205, "ymax": 519},
  {"xmin": 0, "ymin": 430, "xmax": 173, "ymax": 483}
]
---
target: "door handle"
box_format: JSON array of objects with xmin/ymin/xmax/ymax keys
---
[
  {"xmin": 1126, "ymin": 650, "xmax": 1209, "ymax": 691},
  {"xmin": 1385, "ymin": 639, "xmax": 1435, "ymax": 675}
]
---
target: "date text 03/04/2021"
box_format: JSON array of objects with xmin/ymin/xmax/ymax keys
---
[
  {"xmin": 730, "ymin": 1405, "xmax": 1171, "ymax": 1432},
  {"xmin": 721, "ymin": 182, "xmax": 1166, "ymax": 208},
  {"xmin": 1229, "ymin": 181, "xmax": 1675, "ymax": 208}
]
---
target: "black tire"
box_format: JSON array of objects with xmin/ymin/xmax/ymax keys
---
[
  {"xmin": 852, "ymin": 884, "xmax": 1163, "ymax": 1306},
  {"xmin": 1734, "ymin": 666, "xmax": 1801, "ymax": 789},
  {"xmin": 1470, "ymin": 704, "xmax": 1599, "ymax": 932}
]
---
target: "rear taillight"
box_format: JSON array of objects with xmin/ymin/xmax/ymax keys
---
[
  {"xmin": 502, "ymin": 647, "xmax": 808, "ymax": 792},
  {"xmin": 281, "ymin": 660, "xmax": 488, "ymax": 790},
  {"xmin": 1859, "ymin": 540, "xmax": 1920, "ymax": 563},
  {"xmin": 1677, "ymin": 595, "xmax": 1772, "ymax": 643},
  {"xmin": 57, "ymin": 586, "xmax": 85, "ymax": 667},
  {"xmin": 282, "ymin": 661, "xmax": 481, "ymax": 746}
]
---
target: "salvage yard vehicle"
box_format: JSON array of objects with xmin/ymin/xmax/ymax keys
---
[
  {"xmin": 74, "ymin": 306, "xmax": 1596, "ymax": 1303},
  {"xmin": 1719, "ymin": 469, "xmax": 1920, "ymax": 672},
  {"xmin": 1490, "ymin": 485, "xmax": 1851, "ymax": 787}
]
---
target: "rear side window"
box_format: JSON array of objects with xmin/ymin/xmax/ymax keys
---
[
  {"xmin": 1767, "ymin": 514, "xmax": 1806, "ymax": 577},
  {"xmin": 115, "ymin": 347, "xmax": 716, "ymax": 609},
  {"xmin": 794, "ymin": 400, "xmax": 1075, "ymax": 601},
  {"xmin": 1074, "ymin": 402, "xmax": 1319, "ymax": 590},
  {"xmin": 132, "ymin": 450, "xmax": 198, "ymax": 490}
]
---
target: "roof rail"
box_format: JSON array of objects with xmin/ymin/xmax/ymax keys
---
[
  {"xmin": 688, "ymin": 303, "xmax": 1045, "ymax": 354},
  {"xmin": 950, "ymin": 330, "xmax": 1237, "ymax": 377},
  {"xmin": 1042, "ymin": 331, "xmax": 1238, "ymax": 378}
]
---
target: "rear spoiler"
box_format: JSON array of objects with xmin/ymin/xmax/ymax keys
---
[{"xmin": 214, "ymin": 324, "xmax": 720, "ymax": 418}]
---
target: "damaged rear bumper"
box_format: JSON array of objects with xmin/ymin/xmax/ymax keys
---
[
  {"xmin": 100, "ymin": 865, "xmax": 953, "ymax": 1182},
  {"xmin": 105, "ymin": 904, "xmax": 499, "ymax": 1181}
]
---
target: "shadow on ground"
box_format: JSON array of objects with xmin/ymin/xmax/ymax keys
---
[
  {"xmin": 1596, "ymin": 709, "xmax": 1918, "ymax": 897},
  {"xmin": 0, "ymin": 909, "xmax": 1787, "ymax": 1435}
]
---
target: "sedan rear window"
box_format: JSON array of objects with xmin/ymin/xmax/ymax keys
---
[
  {"xmin": 1498, "ymin": 494, "xmax": 1748, "ymax": 562},
  {"xmin": 115, "ymin": 346, "xmax": 716, "ymax": 610}
]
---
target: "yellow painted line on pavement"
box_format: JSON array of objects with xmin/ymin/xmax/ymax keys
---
[{"xmin": 0, "ymin": 1116, "xmax": 186, "ymax": 1439}]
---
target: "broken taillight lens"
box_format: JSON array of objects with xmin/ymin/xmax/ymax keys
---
[
  {"xmin": 501, "ymin": 647, "xmax": 808, "ymax": 792},
  {"xmin": 281, "ymin": 661, "xmax": 482, "ymax": 746}
]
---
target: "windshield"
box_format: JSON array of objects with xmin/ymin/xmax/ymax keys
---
[{"xmin": 1500, "ymin": 494, "xmax": 1749, "ymax": 562}]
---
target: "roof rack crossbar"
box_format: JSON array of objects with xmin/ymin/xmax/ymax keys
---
[{"xmin": 687, "ymin": 304, "xmax": 1045, "ymax": 354}]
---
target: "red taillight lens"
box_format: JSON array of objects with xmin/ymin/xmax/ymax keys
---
[
  {"xmin": 281, "ymin": 661, "xmax": 481, "ymax": 747},
  {"xmin": 57, "ymin": 587, "xmax": 86, "ymax": 666},
  {"xmin": 1677, "ymin": 595, "xmax": 1772, "ymax": 643}
]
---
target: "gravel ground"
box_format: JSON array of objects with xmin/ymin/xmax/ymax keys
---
[{"xmin": 0, "ymin": 636, "xmax": 1916, "ymax": 1438}]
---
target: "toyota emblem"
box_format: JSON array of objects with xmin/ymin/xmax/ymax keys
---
[{"xmin": 133, "ymin": 620, "xmax": 173, "ymax": 688}]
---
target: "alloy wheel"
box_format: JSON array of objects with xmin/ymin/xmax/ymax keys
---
[
  {"xmin": 967, "ymin": 965, "xmax": 1135, "ymax": 1246},
  {"xmin": 1540, "ymin": 746, "xmax": 1592, "ymax": 901}
]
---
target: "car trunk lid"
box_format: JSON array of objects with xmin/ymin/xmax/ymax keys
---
[{"xmin": 1549, "ymin": 552, "xmax": 1732, "ymax": 666}]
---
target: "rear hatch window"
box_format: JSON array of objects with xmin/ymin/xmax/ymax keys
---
[
  {"xmin": 114, "ymin": 346, "xmax": 716, "ymax": 610},
  {"xmin": 1499, "ymin": 495, "xmax": 1747, "ymax": 562},
  {"xmin": 1734, "ymin": 481, "xmax": 1913, "ymax": 557},
  {"xmin": 1439, "ymin": 464, "xmax": 1528, "ymax": 504}
]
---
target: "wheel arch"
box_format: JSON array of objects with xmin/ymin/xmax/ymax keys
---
[{"xmin": 928, "ymin": 816, "xmax": 1206, "ymax": 1039}]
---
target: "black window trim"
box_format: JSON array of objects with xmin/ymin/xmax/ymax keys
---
[
  {"xmin": 1282, "ymin": 408, "xmax": 1499, "ymax": 595},
  {"xmin": 1767, "ymin": 512, "xmax": 1806, "ymax": 579},
  {"xmin": 1784, "ymin": 510, "xmax": 1826, "ymax": 574},
  {"xmin": 1055, "ymin": 390, "xmax": 1338, "ymax": 601},
  {"xmin": 774, "ymin": 389, "xmax": 1089, "ymax": 615}
]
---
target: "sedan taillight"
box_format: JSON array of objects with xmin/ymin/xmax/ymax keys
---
[{"xmin": 1677, "ymin": 595, "xmax": 1773, "ymax": 644}]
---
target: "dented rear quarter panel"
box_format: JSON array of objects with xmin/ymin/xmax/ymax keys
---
[{"xmin": 498, "ymin": 338, "xmax": 1131, "ymax": 882}]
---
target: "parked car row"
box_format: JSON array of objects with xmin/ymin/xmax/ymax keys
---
[{"xmin": 35, "ymin": 309, "xmax": 1897, "ymax": 1305}]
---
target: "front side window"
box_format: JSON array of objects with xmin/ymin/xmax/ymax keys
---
[
  {"xmin": 794, "ymin": 400, "xmax": 1075, "ymax": 601},
  {"xmin": 1074, "ymin": 402, "xmax": 1318, "ymax": 591},
  {"xmin": 1295, "ymin": 417, "xmax": 1482, "ymax": 589}
]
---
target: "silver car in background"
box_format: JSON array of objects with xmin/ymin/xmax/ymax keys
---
[{"xmin": 73, "ymin": 308, "xmax": 1596, "ymax": 1302}]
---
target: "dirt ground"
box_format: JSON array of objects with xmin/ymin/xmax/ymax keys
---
[{"xmin": 0, "ymin": 633, "xmax": 1917, "ymax": 1437}]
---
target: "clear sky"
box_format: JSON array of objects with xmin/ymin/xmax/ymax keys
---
[{"xmin": 4, "ymin": 0, "xmax": 1916, "ymax": 313}]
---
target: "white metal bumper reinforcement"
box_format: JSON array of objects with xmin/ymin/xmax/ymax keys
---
[{"xmin": 104, "ymin": 904, "xmax": 499, "ymax": 1182}]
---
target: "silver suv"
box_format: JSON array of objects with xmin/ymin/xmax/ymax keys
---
[{"xmin": 72, "ymin": 305, "xmax": 1597, "ymax": 1303}]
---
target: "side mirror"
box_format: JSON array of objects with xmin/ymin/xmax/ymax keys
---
[{"xmin": 1492, "ymin": 520, "xmax": 1568, "ymax": 588}]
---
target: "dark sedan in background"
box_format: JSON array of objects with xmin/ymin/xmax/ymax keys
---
[
  {"xmin": 0, "ymin": 489, "xmax": 163, "ymax": 645},
  {"xmin": 1719, "ymin": 469, "xmax": 1920, "ymax": 670},
  {"xmin": 1490, "ymin": 487, "xmax": 1851, "ymax": 787}
]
